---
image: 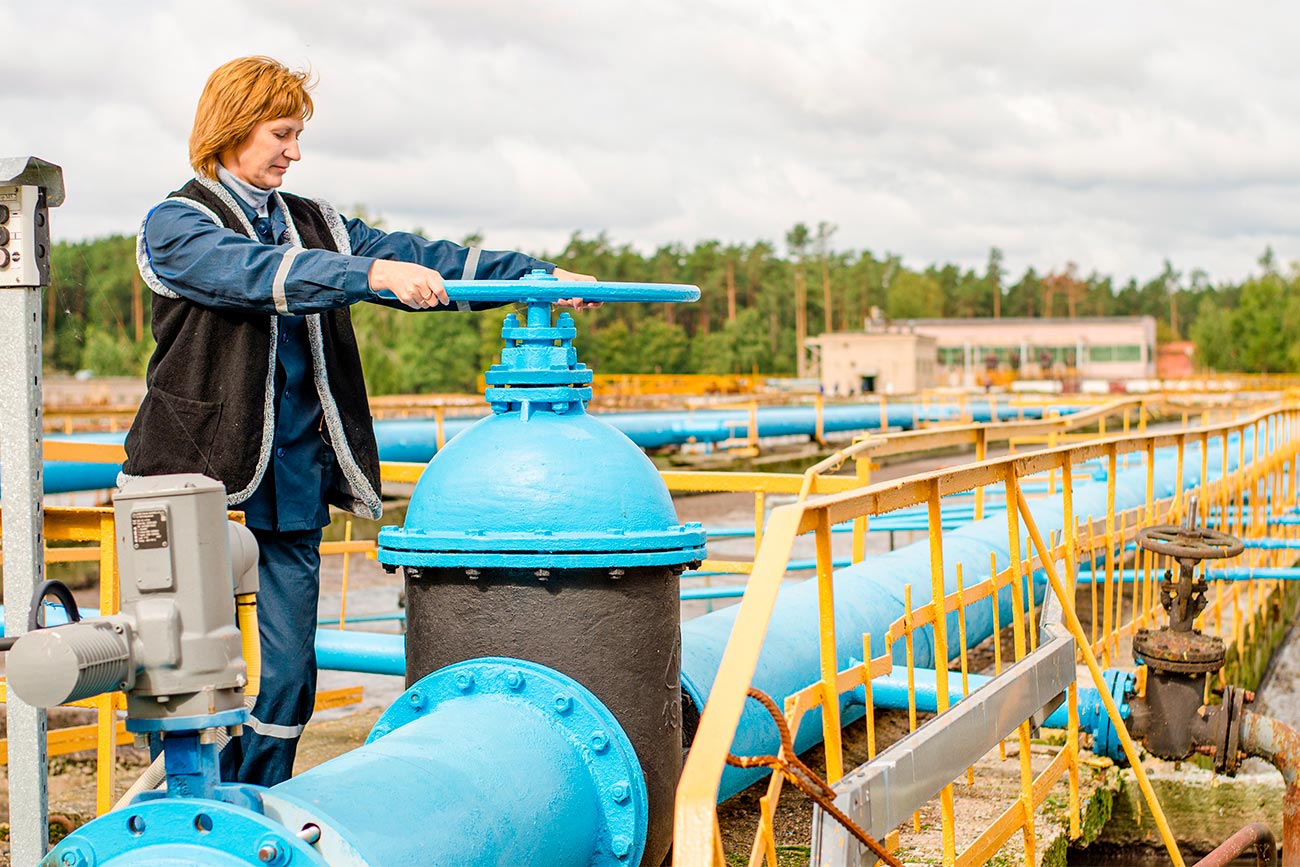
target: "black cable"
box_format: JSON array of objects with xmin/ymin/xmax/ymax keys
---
[
  {"xmin": 27, "ymin": 579, "xmax": 82, "ymax": 631},
  {"xmin": 0, "ymin": 579, "xmax": 83, "ymax": 652}
]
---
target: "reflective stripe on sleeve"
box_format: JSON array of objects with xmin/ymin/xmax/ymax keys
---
[
  {"xmin": 457, "ymin": 246, "xmax": 481, "ymax": 312},
  {"xmin": 271, "ymin": 246, "xmax": 305, "ymax": 315}
]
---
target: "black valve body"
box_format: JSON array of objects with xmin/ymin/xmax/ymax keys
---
[{"xmin": 404, "ymin": 564, "xmax": 683, "ymax": 867}]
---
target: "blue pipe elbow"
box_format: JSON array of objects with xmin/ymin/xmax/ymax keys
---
[{"xmin": 268, "ymin": 658, "xmax": 648, "ymax": 867}]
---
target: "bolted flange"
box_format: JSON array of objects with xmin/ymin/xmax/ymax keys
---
[
  {"xmin": 368, "ymin": 657, "xmax": 649, "ymax": 867},
  {"xmin": 1133, "ymin": 627, "xmax": 1226, "ymax": 676},
  {"xmin": 41, "ymin": 797, "xmax": 326, "ymax": 867}
]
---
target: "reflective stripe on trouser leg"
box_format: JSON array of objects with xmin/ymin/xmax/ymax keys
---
[{"xmin": 220, "ymin": 526, "xmax": 322, "ymax": 787}]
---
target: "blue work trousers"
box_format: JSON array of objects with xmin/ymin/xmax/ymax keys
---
[{"xmin": 220, "ymin": 527, "xmax": 323, "ymax": 787}]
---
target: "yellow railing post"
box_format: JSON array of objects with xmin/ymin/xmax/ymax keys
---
[{"xmin": 815, "ymin": 511, "xmax": 843, "ymax": 783}]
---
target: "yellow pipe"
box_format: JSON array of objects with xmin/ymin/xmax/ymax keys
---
[
  {"xmin": 338, "ymin": 519, "xmax": 354, "ymax": 630},
  {"xmin": 236, "ymin": 593, "xmax": 261, "ymax": 700}
]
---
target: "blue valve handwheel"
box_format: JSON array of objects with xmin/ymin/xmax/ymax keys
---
[{"xmin": 374, "ymin": 271, "xmax": 700, "ymax": 305}]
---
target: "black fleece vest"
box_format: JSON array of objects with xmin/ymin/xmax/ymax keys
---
[{"xmin": 122, "ymin": 178, "xmax": 383, "ymax": 518}]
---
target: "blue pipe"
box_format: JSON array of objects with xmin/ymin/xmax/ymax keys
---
[
  {"xmin": 849, "ymin": 666, "xmax": 1109, "ymax": 731},
  {"xmin": 268, "ymin": 659, "xmax": 647, "ymax": 867},
  {"xmin": 17, "ymin": 401, "xmax": 1058, "ymax": 495},
  {"xmin": 1076, "ymin": 567, "xmax": 1300, "ymax": 583},
  {"xmin": 315, "ymin": 627, "xmax": 405, "ymax": 677}
]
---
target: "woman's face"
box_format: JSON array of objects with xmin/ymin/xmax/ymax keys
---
[{"xmin": 220, "ymin": 116, "xmax": 304, "ymax": 189}]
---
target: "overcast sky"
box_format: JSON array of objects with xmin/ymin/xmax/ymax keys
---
[{"xmin": 6, "ymin": 1, "xmax": 1300, "ymax": 285}]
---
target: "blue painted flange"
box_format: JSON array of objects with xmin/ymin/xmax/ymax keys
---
[
  {"xmin": 369, "ymin": 657, "xmax": 650, "ymax": 867},
  {"xmin": 42, "ymin": 796, "xmax": 327, "ymax": 867},
  {"xmin": 376, "ymin": 407, "xmax": 706, "ymax": 568},
  {"xmin": 124, "ymin": 707, "xmax": 248, "ymax": 733},
  {"xmin": 1082, "ymin": 668, "xmax": 1135, "ymax": 762}
]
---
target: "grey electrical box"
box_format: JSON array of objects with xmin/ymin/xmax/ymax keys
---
[
  {"xmin": 114, "ymin": 474, "xmax": 248, "ymax": 723},
  {"xmin": 6, "ymin": 474, "xmax": 256, "ymax": 726}
]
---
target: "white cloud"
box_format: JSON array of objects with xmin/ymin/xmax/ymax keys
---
[{"xmin": 6, "ymin": 1, "xmax": 1300, "ymax": 283}]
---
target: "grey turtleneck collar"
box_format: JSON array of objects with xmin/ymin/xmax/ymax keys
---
[{"xmin": 216, "ymin": 164, "xmax": 273, "ymax": 217}]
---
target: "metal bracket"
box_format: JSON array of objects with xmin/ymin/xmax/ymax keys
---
[{"xmin": 811, "ymin": 585, "xmax": 1077, "ymax": 866}]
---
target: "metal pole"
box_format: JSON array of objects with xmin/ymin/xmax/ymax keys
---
[
  {"xmin": 0, "ymin": 159, "xmax": 64, "ymax": 865},
  {"xmin": 0, "ymin": 281, "xmax": 49, "ymax": 864}
]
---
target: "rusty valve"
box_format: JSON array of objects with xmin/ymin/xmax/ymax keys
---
[
  {"xmin": 1136, "ymin": 524, "xmax": 1245, "ymax": 562},
  {"xmin": 1137, "ymin": 523, "xmax": 1243, "ymax": 633}
]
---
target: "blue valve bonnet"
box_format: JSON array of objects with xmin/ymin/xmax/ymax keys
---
[
  {"xmin": 484, "ymin": 270, "xmax": 594, "ymax": 415},
  {"xmin": 379, "ymin": 273, "xmax": 706, "ymax": 569}
]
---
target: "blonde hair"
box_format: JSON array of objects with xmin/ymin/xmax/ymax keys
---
[{"xmin": 189, "ymin": 56, "xmax": 316, "ymax": 179}]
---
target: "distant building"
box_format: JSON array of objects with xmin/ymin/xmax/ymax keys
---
[
  {"xmin": 1157, "ymin": 341, "xmax": 1196, "ymax": 379},
  {"xmin": 805, "ymin": 329, "xmax": 937, "ymax": 395},
  {"xmin": 808, "ymin": 316, "xmax": 1157, "ymax": 394}
]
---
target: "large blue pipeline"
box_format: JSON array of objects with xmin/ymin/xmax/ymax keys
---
[{"xmin": 18, "ymin": 400, "xmax": 1050, "ymax": 495}]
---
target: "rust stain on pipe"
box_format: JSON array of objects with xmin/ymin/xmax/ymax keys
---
[
  {"xmin": 1194, "ymin": 823, "xmax": 1276, "ymax": 867},
  {"xmin": 1240, "ymin": 711, "xmax": 1300, "ymax": 867}
]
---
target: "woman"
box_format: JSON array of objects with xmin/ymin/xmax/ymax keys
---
[{"xmin": 123, "ymin": 55, "xmax": 593, "ymax": 787}]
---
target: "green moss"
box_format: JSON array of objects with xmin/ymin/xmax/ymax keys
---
[
  {"xmin": 1078, "ymin": 777, "xmax": 1114, "ymax": 846},
  {"xmin": 1042, "ymin": 831, "xmax": 1069, "ymax": 867}
]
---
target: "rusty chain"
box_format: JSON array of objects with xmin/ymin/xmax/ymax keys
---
[{"xmin": 725, "ymin": 686, "xmax": 903, "ymax": 867}]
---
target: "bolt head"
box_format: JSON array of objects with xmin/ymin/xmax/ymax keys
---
[
  {"xmin": 553, "ymin": 694, "xmax": 573, "ymax": 715},
  {"xmin": 408, "ymin": 690, "xmax": 425, "ymax": 709},
  {"xmin": 590, "ymin": 730, "xmax": 610, "ymax": 753},
  {"xmin": 611, "ymin": 781, "xmax": 630, "ymax": 803},
  {"xmin": 454, "ymin": 672, "xmax": 475, "ymax": 692},
  {"xmin": 506, "ymin": 671, "xmax": 525, "ymax": 690},
  {"xmin": 611, "ymin": 834, "xmax": 632, "ymax": 858},
  {"xmin": 257, "ymin": 842, "xmax": 282, "ymax": 864}
]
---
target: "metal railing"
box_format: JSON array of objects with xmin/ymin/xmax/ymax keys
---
[{"xmin": 674, "ymin": 405, "xmax": 1300, "ymax": 866}]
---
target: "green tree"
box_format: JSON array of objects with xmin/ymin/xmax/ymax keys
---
[{"xmin": 886, "ymin": 270, "xmax": 944, "ymax": 319}]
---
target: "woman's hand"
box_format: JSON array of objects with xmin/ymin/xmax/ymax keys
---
[
  {"xmin": 552, "ymin": 267, "xmax": 602, "ymax": 309},
  {"xmin": 369, "ymin": 260, "xmax": 450, "ymax": 309}
]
